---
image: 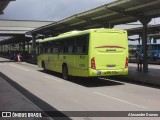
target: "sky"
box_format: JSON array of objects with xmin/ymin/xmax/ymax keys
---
[{"xmin": 0, "ymin": 0, "xmax": 115, "ymax": 21}]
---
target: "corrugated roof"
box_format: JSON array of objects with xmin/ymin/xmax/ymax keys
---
[
  {"xmin": 0, "ymin": 0, "xmax": 15, "ymax": 15},
  {"xmin": 27, "ymin": 0, "xmax": 160, "ymax": 36},
  {"xmin": 0, "ymin": 20, "xmax": 53, "ymax": 36},
  {"xmin": 127, "ymin": 24, "xmax": 160, "ymax": 36},
  {"xmin": 0, "ymin": 20, "xmax": 53, "ymax": 45},
  {"xmin": 0, "ymin": 36, "xmax": 31, "ymax": 45}
]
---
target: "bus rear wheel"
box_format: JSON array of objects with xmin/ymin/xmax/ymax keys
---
[{"xmin": 62, "ymin": 65, "xmax": 68, "ymax": 80}]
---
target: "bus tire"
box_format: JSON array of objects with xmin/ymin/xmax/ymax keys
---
[
  {"xmin": 42, "ymin": 61, "xmax": 46, "ymax": 72},
  {"xmin": 62, "ymin": 65, "xmax": 68, "ymax": 80}
]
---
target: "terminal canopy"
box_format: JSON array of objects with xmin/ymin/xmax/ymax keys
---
[
  {"xmin": 0, "ymin": 20, "xmax": 53, "ymax": 45},
  {"xmin": 27, "ymin": 0, "xmax": 160, "ymax": 37},
  {"xmin": 0, "ymin": 0, "xmax": 15, "ymax": 14},
  {"xmin": 127, "ymin": 24, "xmax": 160, "ymax": 36},
  {"xmin": 0, "ymin": 20, "xmax": 53, "ymax": 36},
  {"xmin": 0, "ymin": 35, "xmax": 31, "ymax": 45}
]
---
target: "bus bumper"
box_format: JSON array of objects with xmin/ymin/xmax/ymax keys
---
[{"xmin": 88, "ymin": 68, "xmax": 128, "ymax": 76}]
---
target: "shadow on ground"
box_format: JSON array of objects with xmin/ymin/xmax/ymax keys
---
[
  {"xmin": 0, "ymin": 60, "xmax": 16, "ymax": 63},
  {"xmin": 38, "ymin": 70, "xmax": 124, "ymax": 87},
  {"xmin": 109, "ymin": 76, "xmax": 160, "ymax": 89}
]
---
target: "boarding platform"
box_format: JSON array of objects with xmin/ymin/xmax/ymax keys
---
[{"xmin": 111, "ymin": 63, "xmax": 160, "ymax": 87}]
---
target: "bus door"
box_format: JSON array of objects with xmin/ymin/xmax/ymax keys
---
[
  {"xmin": 65, "ymin": 38, "xmax": 75, "ymax": 72},
  {"xmin": 73, "ymin": 35, "xmax": 89, "ymax": 76},
  {"xmin": 45, "ymin": 41, "xmax": 59, "ymax": 71}
]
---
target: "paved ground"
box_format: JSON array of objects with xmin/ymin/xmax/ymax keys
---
[
  {"xmin": 0, "ymin": 74, "xmax": 51, "ymax": 120},
  {"xmin": 111, "ymin": 63, "xmax": 160, "ymax": 86},
  {"xmin": 0, "ymin": 57, "xmax": 160, "ymax": 120}
]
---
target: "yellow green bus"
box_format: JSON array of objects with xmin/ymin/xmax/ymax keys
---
[{"xmin": 38, "ymin": 28, "xmax": 128, "ymax": 79}]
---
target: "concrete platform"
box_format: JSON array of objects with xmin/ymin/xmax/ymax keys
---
[
  {"xmin": 0, "ymin": 74, "xmax": 51, "ymax": 120},
  {"xmin": 111, "ymin": 63, "xmax": 160, "ymax": 87}
]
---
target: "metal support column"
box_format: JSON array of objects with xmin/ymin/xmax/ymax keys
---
[
  {"xmin": 139, "ymin": 17, "xmax": 151, "ymax": 73},
  {"xmin": 19, "ymin": 42, "xmax": 21, "ymax": 51},
  {"xmin": 8, "ymin": 45, "xmax": 9, "ymax": 52},
  {"xmin": 27, "ymin": 41, "xmax": 30, "ymax": 52},
  {"xmin": 23, "ymin": 40, "xmax": 25, "ymax": 52},
  {"xmin": 4, "ymin": 45, "xmax": 5, "ymax": 51},
  {"xmin": 9, "ymin": 44, "xmax": 11, "ymax": 51},
  {"xmin": 108, "ymin": 23, "xmax": 114, "ymax": 28},
  {"xmin": 32, "ymin": 35, "xmax": 36, "ymax": 63},
  {"xmin": 153, "ymin": 38, "xmax": 157, "ymax": 43},
  {"xmin": 0, "ymin": 45, "xmax": 2, "ymax": 52}
]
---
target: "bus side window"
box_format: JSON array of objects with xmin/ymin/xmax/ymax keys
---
[
  {"xmin": 48, "ymin": 41, "xmax": 53, "ymax": 54},
  {"xmin": 47, "ymin": 48, "xmax": 50, "ymax": 53},
  {"xmin": 42, "ymin": 42, "xmax": 48, "ymax": 53},
  {"xmin": 41, "ymin": 43, "xmax": 45, "ymax": 54},
  {"xmin": 45, "ymin": 48, "xmax": 48, "ymax": 53},
  {"xmin": 75, "ymin": 35, "xmax": 88, "ymax": 54},
  {"xmin": 50, "ymin": 48, "xmax": 53, "ymax": 53},
  {"xmin": 53, "ymin": 41, "xmax": 59, "ymax": 54},
  {"xmin": 59, "ymin": 39, "xmax": 67, "ymax": 54},
  {"xmin": 64, "ymin": 39, "xmax": 68, "ymax": 54},
  {"xmin": 39, "ymin": 44, "xmax": 43, "ymax": 54},
  {"xmin": 67, "ymin": 38, "xmax": 75, "ymax": 54}
]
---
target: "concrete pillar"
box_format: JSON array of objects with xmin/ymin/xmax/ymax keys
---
[{"xmin": 139, "ymin": 17, "xmax": 151, "ymax": 73}]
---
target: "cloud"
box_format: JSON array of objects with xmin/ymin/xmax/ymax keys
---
[{"xmin": 0, "ymin": 0, "xmax": 115, "ymax": 21}]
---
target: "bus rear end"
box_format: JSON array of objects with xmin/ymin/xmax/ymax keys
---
[{"xmin": 89, "ymin": 29, "xmax": 128, "ymax": 76}]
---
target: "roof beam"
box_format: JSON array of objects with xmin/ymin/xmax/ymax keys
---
[
  {"xmin": 26, "ymin": 0, "xmax": 160, "ymax": 37},
  {"xmin": 106, "ymin": 0, "xmax": 160, "ymax": 18}
]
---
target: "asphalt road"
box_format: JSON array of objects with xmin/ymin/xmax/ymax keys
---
[{"xmin": 0, "ymin": 57, "xmax": 160, "ymax": 120}]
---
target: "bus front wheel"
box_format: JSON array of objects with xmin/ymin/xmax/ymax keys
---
[{"xmin": 62, "ymin": 65, "xmax": 68, "ymax": 80}]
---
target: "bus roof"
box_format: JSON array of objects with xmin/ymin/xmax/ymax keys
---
[{"xmin": 39, "ymin": 28, "xmax": 126, "ymax": 43}]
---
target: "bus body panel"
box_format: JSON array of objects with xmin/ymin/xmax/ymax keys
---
[
  {"xmin": 38, "ymin": 28, "xmax": 128, "ymax": 78},
  {"xmin": 93, "ymin": 30, "xmax": 128, "ymax": 69},
  {"xmin": 38, "ymin": 54, "xmax": 89, "ymax": 77},
  {"xmin": 88, "ymin": 30, "xmax": 128, "ymax": 76}
]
